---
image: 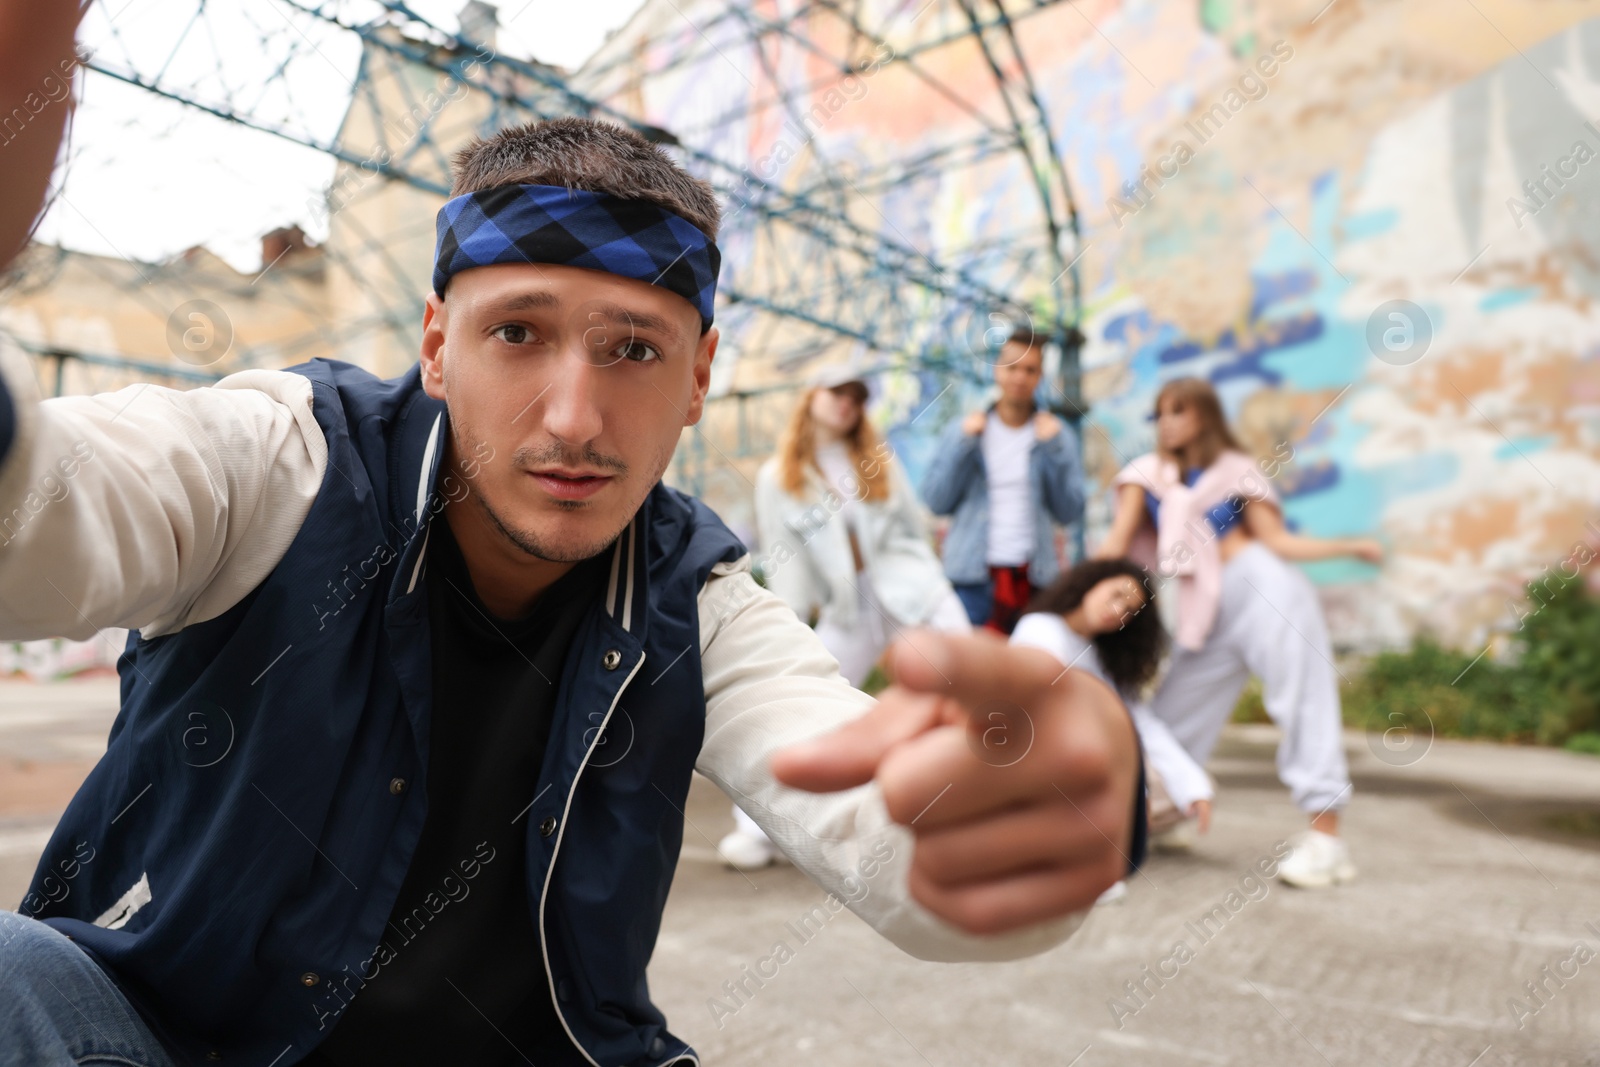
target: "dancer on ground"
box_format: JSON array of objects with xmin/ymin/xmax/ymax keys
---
[
  {"xmin": 921, "ymin": 328, "xmax": 1085, "ymax": 634},
  {"xmin": 0, "ymin": 21, "xmax": 1145, "ymax": 1062},
  {"xmin": 722, "ymin": 368, "xmax": 972, "ymax": 868},
  {"xmin": 1010, "ymin": 559, "xmax": 1215, "ymax": 901},
  {"xmin": 1096, "ymin": 377, "xmax": 1382, "ymax": 888}
]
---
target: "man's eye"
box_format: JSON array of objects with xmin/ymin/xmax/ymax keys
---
[
  {"xmin": 615, "ymin": 340, "xmax": 662, "ymax": 363},
  {"xmin": 493, "ymin": 324, "xmax": 536, "ymax": 345}
]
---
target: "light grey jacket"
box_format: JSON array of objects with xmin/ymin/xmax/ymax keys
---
[{"xmin": 754, "ymin": 450, "xmax": 951, "ymax": 632}]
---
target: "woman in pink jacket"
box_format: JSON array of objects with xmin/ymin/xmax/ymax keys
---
[{"xmin": 1096, "ymin": 378, "xmax": 1382, "ymax": 888}]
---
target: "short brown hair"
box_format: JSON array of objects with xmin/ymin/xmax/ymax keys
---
[
  {"xmin": 1006, "ymin": 325, "xmax": 1039, "ymax": 351},
  {"xmin": 449, "ymin": 117, "xmax": 721, "ymax": 240}
]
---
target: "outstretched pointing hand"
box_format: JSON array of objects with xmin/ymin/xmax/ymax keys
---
[{"xmin": 772, "ymin": 628, "xmax": 1141, "ymax": 936}]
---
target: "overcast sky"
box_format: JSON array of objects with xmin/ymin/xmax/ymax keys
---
[{"xmin": 35, "ymin": 0, "xmax": 645, "ymax": 273}]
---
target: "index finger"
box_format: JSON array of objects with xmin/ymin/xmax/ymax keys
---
[{"xmin": 888, "ymin": 629, "xmax": 1073, "ymax": 710}]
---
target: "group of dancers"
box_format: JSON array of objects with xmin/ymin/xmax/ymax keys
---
[{"xmin": 721, "ymin": 330, "xmax": 1383, "ymax": 892}]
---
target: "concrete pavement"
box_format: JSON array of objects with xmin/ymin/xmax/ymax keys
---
[{"xmin": 2, "ymin": 679, "xmax": 1598, "ymax": 1065}]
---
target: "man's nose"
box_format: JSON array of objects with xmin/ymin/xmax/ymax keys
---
[{"xmin": 538, "ymin": 345, "xmax": 607, "ymax": 445}]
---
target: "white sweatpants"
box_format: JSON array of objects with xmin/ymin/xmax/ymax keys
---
[
  {"xmin": 730, "ymin": 575, "xmax": 971, "ymax": 848},
  {"xmin": 1148, "ymin": 543, "xmax": 1351, "ymax": 815}
]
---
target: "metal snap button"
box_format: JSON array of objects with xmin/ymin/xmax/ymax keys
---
[
  {"xmin": 602, "ymin": 649, "xmax": 622, "ymax": 670},
  {"xmin": 539, "ymin": 816, "xmax": 558, "ymax": 838},
  {"xmin": 300, "ymin": 972, "xmax": 320, "ymax": 987},
  {"xmin": 389, "ymin": 777, "xmax": 407, "ymax": 795}
]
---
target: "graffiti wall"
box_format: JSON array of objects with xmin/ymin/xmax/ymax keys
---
[
  {"xmin": 583, "ymin": 0, "xmax": 1600, "ymax": 651},
  {"xmin": 1081, "ymin": 13, "xmax": 1600, "ymax": 650}
]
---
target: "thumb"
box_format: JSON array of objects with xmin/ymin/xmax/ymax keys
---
[{"xmin": 770, "ymin": 690, "xmax": 944, "ymax": 793}]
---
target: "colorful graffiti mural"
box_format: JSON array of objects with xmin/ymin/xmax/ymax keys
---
[
  {"xmin": 1079, "ymin": 15, "xmax": 1600, "ymax": 651},
  {"xmin": 584, "ymin": 1, "xmax": 1600, "ymax": 651}
]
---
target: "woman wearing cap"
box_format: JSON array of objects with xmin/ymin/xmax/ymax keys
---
[
  {"xmin": 1096, "ymin": 377, "xmax": 1382, "ymax": 887},
  {"xmin": 717, "ymin": 368, "xmax": 971, "ymax": 869}
]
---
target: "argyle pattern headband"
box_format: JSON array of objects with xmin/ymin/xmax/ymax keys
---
[{"xmin": 432, "ymin": 184, "xmax": 721, "ymax": 330}]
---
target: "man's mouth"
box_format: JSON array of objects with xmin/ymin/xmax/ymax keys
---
[{"xmin": 528, "ymin": 468, "xmax": 613, "ymax": 501}]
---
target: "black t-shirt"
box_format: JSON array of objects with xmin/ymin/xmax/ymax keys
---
[{"xmin": 301, "ymin": 516, "xmax": 606, "ymax": 1066}]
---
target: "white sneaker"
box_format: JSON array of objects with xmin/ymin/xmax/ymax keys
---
[
  {"xmin": 717, "ymin": 830, "xmax": 778, "ymax": 870},
  {"xmin": 1277, "ymin": 830, "xmax": 1356, "ymax": 888},
  {"xmin": 1152, "ymin": 818, "xmax": 1198, "ymax": 853},
  {"xmin": 1094, "ymin": 880, "xmax": 1129, "ymax": 906}
]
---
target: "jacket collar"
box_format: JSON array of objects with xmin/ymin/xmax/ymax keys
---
[
  {"xmin": 403, "ymin": 409, "xmax": 446, "ymax": 597},
  {"xmin": 602, "ymin": 504, "xmax": 650, "ymax": 637}
]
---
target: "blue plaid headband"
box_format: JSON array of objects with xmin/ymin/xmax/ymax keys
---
[{"xmin": 433, "ymin": 184, "xmax": 721, "ymax": 331}]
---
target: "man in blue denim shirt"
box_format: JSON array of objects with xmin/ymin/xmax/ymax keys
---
[{"xmin": 920, "ymin": 330, "xmax": 1086, "ymax": 633}]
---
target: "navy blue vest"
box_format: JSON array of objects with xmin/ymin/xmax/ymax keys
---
[{"xmin": 21, "ymin": 359, "xmax": 746, "ymax": 1067}]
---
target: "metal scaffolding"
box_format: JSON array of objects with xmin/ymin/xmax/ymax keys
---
[{"xmin": 25, "ymin": 0, "xmax": 1092, "ymax": 489}]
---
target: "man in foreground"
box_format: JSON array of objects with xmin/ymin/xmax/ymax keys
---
[{"xmin": 0, "ymin": 9, "xmax": 1143, "ymax": 1065}]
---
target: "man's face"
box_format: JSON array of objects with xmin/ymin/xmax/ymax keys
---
[
  {"xmin": 994, "ymin": 341, "xmax": 1042, "ymax": 403},
  {"xmin": 419, "ymin": 262, "xmax": 716, "ymax": 562}
]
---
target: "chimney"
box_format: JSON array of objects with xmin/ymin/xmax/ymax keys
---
[
  {"xmin": 260, "ymin": 225, "xmax": 311, "ymax": 272},
  {"xmin": 458, "ymin": 2, "xmax": 498, "ymax": 49}
]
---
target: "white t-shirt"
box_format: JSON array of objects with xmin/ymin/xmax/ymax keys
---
[
  {"xmin": 1009, "ymin": 611, "xmax": 1214, "ymax": 812},
  {"xmin": 981, "ymin": 411, "xmax": 1035, "ymax": 566},
  {"xmin": 814, "ymin": 440, "xmax": 865, "ymax": 552},
  {"xmin": 1010, "ymin": 611, "xmax": 1113, "ymax": 691}
]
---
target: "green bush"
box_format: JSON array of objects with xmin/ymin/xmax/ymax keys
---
[
  {"xmin": 1513, "ymin": 571, "xmax": 1600, "ymax": 740},
  {"xmin": 1336, "ymin": 572, "xmax": 1600, "ymax": 747},
  {"xmin": 1566, "ymin": 732, "xmax": 1600, "ymax": 756},
  {"xmin": 1231, "ymin": 680, "xmax": 1269, "ymax": 724},
  {"xmin": 1230, "ymin": 570, "xmax": 1600, "ymax": 748},
  {"xmin": 860, "ymin": 665, "xmax": 890, "ymax": 697}
]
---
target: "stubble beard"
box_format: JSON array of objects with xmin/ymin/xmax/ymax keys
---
[{"xmin": 464, "ymin": 433, "xmax": 676, "ymax": 564}]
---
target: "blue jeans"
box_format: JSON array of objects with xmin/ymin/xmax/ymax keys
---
[
  {"xmin": 951, "ymin": 580, "xmax": 992, "ymax": 627},
  {"xmin": 0, "ymin": 911, "xmax": 176, "ymax": 1067}
]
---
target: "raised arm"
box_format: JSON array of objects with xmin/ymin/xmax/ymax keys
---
[
  {"xmin": 0, "ymin": 0, "xmax": 84, "ymax": 268},
  {"xmin": 1094, "ymin": 483, "xmax": 1148, "ymax": 559},
  {"xmin": 1032, "ymin": 414, "xmax": 1085, "ymax": 525},
  {"xmin": 0, "ymin": 4, "xmax": 330, "ymax": 639},
  {"xmin": 1242, "ymin": 498, "xmax": 1383, "ymax": 564},
  {"xmin": 918, "ymin": 418, "xmax": 982, "ymax": 517},
  {"xmin": 0, "ymin": 346, "xmax": 328, "ymax": 639}
]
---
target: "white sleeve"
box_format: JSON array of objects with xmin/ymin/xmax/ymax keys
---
[
  {"xmin": 0, "ymin": 339, "xmax": 328, "ymax": 640},
  {"xmin": 1128, "ymin": 702, "xmax": 1214, "ymax": 812},
  {"xmin": 696, "ymin": 555, "xmax": 1086, "ymax": 962}
]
